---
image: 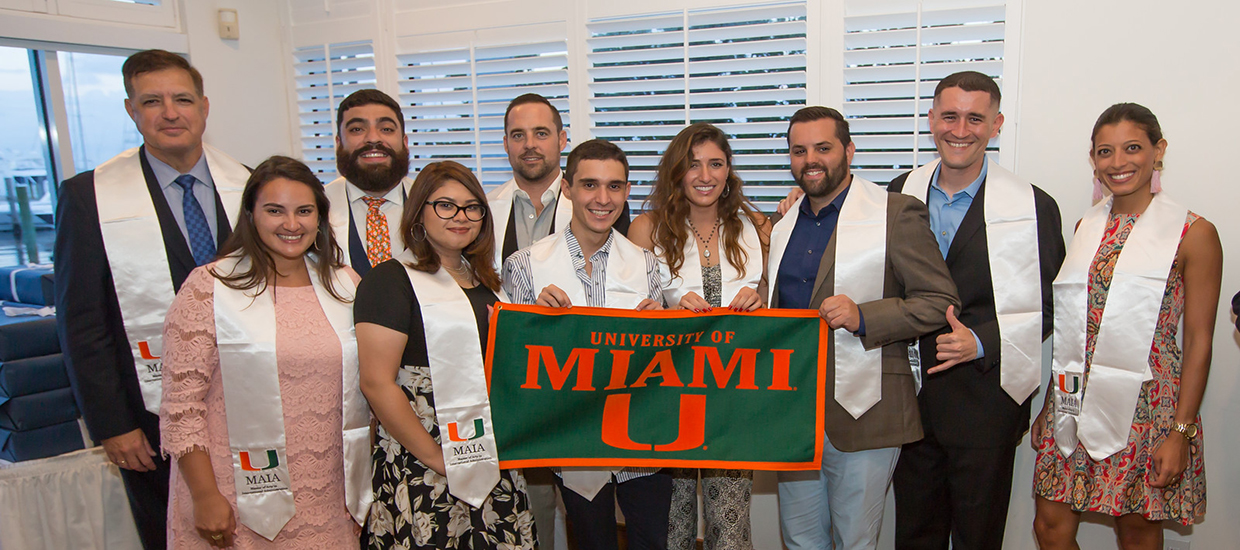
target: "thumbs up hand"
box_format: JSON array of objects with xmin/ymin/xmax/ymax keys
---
[{"xmin": 929, "ymin": 305, "xmax": 977, "ymax": 374}]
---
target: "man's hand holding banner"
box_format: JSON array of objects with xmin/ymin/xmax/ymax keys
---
[{"xmin": 485, "ymin": 303, "xmax": 828, "ymax": 471}]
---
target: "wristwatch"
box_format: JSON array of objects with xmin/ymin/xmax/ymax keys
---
[{"xmin": 1171, "ymin": 422, "xmax": 1199, "ymax": 439}]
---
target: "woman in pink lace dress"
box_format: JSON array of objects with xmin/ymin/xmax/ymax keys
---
[
  {"xmin": 161, "ymin": 156, "xmax": 368, "ymax": 548},
  {"xmin": 1031, "ymin": 104, "xmax": 1222, "ymax": 550}
]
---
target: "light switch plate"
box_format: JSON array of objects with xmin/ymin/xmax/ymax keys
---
[
  {"xmin": 1165, "ymin": 539, "xmax": 1190, "ymax": 550},
  {"xmin": 218, "ymin": 9, "xmax": 240, "ymax": 40}
]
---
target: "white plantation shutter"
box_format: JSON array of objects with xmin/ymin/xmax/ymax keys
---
[
  {"xmin": 398, "ymin": 39, "xmax": 569, "ymax": 189},
  {"xmin": 587, "ymin": 2, "xmax": 807, "ymax": 212},
  {"xmin": 843, "ymin": 0, "xmax": 1006, "ymax": 184},
  {"xmin": 292, "ymin": 41, "xmax": 376, "ymax": 182}
]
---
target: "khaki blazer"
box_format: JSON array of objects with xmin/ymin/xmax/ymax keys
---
[{"xmin": 770, "ymin": 190, "xmax": 959, "ymax": 452}]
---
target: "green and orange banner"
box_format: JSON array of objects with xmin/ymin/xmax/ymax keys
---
[{"xmin": 484, "ymin": 303, "xmax": 828, "ymax": 471}]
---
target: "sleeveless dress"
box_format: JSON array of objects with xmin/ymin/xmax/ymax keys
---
[
  {"xmin": 1033, "ymin": 212, "xmax": 1206, "ymax": 524},
  {"xmin": 667, "ymin": 264, "xmax": 755, "ymax": 550},
  {"xmin": 356, "ymin": 260, "xmax": 535, "ymax": 549},
  {"xmin": 161, "ymin": 267, "xmax": 361, "ymax": 548}
]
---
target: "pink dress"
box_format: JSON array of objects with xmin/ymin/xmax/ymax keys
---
[{"xmin": 160, "ymin": 266, "xmax": 361, "ymax": 548}]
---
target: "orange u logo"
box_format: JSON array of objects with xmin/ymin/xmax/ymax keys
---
[{"xmin": 600, "ymin": 394, "xmax": 705, "ymax": 452}]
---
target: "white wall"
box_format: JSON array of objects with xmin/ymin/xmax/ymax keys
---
[{"xmin": 182, "ymin": 0, "xmax": 294, "ymax": 167}]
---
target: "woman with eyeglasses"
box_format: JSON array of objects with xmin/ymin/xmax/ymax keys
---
[{"xmin": 355, "ymin": 161, "xmax": 535, "ymax": 549}]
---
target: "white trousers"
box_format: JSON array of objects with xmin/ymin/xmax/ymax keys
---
[{"xmin": 776, "ymin": 432, "xmax": 900, "ymax": 550}]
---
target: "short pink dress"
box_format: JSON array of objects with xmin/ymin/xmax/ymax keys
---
[{"xmin": 160, "ymin": 266, "xmax": 361, "ymax": 548}]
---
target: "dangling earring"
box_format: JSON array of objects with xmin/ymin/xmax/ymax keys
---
[
  {"xmin": 722, "ymin": 184, "xmax": 731, "ymax": 198},
  {"xmin": 411, "ymin": 222, "xmax": 427, "ymax": 242},
  {"xmin": 1092, "ymin": 175, "xmax": 1106, "ymax": 203},
  {"xmin": 1151, "ymin": 160, "xmax": 1164, "ymax": 194}
]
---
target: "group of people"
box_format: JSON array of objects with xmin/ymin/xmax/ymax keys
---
[{"xmin": 51, "ymin": 48, "xmax": 1220, "ymax": 550}]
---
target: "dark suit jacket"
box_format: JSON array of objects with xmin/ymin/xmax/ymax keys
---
[
  {"xmin": 54, "ymin": 146, "xmax": 233, "ymax": 442},
  {"xmin": 499, "ymin": 199, "xmax": 632, "ymax": 263},
  {"xmin": 771, "ymin": 190, "xmax": 959, "ymax": 451},
  {"xmin": 889, "ymin": 171, "xmax": 1066, "ymax": 448}
]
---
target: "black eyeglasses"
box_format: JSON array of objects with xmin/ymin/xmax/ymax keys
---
[{"xmin": 426, "ymin": 200, "xmax": 487, "ymax": 221}]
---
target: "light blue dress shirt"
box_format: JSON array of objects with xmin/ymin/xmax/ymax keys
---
[
  {"xmin": 926, "ymin": 161, "xmax": 987, "ymax": 357},
  {"xmin": 145, "ymin": 149, "xmax": 220, "ymax": 242}
]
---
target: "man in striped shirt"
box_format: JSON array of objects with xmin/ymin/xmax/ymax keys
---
[{"xmin": 503, "ymin": 139, "xmax": 670, "ymax": 550}]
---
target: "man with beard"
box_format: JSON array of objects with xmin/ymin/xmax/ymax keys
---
[
  {"xmin": 887, "ymin": 71, "xmax": 1065, "ymax": 550},
  {"xmin": 488, "ymin": 93, "xmax": 630, "ymax": 268},
  {"xmin": 325, "ymin": 89, "xmax": 414, "ymax": 276},
  {"xmin": 54, "ymin": 49, "xmax": 249, "ymax": 549},
  {"xmin": 766, "ymin": 106, "xmax": 957, "ymax": 550}
]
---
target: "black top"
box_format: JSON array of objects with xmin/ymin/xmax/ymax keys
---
[{"xmin": 354, "ymin": 258, "xmax": 498, "ymax": 365}]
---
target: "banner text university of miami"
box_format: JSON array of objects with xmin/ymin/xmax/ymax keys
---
[{"xmin": 485, "ymin": 304, "xmax": 828, "ymax": 470}]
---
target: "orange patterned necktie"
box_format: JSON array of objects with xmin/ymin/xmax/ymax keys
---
[{"xmin": 361, "ymin": 196, "xmax": 392, "ymax": 266}]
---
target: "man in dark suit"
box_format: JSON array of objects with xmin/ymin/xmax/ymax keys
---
[
  {"xmin": 768, "ymin": 106, "xmax": 958, "ymax": 550},
  {"xmin": 54, "ymin": 50, "xmax": 248, "ymax": 550},
  {"xmin": 324, "ymin": 88, "xmax": 414, "ymax": 276},
  {"xmin": 887, "ymin": 71, "xmax": 1066, "ymax": 550}
]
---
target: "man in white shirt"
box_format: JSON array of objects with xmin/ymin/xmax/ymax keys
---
[
  {"xmin": 489, "ymin": 93, "xmax": 630, "ymax": 268},
  {"xmin": 325, "ymin": 89, "xmax": 414, "ymax": 276},
  {"xmin": 489, "ymin": 94, "xmax": 631, "ymax": 549},
  {"xmin": 503, "ymin": 139, "xmax": 669, "ymax": 550}
]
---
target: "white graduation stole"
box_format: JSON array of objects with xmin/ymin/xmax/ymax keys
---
[
  {"xmin": 767, "ymin": 177, "xmax": 887, "ymax": 419},
  {"xmin": 399, "ymin": 256, "xmax": 502, "ymax": 508},
  {"xmin": 899, "ymin": 158, "xmax": 1043, "ymax": 403},
  {"xmin": 661, "ymin": 211, "xmax": 764, "ymax": 307},
  {"xmin": 528, "ymin": 228, "xmax": 649, "ymax": 499},
  {"xmin": 212, "ymin": 255, "xmax": 371, "ymax": 539},
  {"xmin": 488, "ymin": 173, "xmax": 573, "ymax": 267},
  {"xmin": 528, "ymin": 229, "xmax": 649, "ymax": 309},
  {"xmin": 95, "ymin": 145, "xmax": 245, "ymax": 414},
  {"xmin": 325, "ymin": 176, "xmax": 414, "ymax": 268},
  {"xmin": 1051, "ymin": 193, "xmax": 1186, "ymax": 460}
]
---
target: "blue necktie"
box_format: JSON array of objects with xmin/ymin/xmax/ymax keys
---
[{"xmin": 174, "ymin": 174, "xmax": 216, "ymax": 266}]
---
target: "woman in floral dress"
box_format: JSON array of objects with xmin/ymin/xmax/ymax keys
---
[
  {"xmin": 1031, "ymin": 104, "xmax": 1222, "ymax": 550},
  {"xmin": 355, "ymin": 161, "xmax": 535, "ymax": 549}
]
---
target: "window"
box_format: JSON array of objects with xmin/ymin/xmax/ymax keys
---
[
  {"xmin": 399, "ymin": 39, "xmax": 570, "ymax": 188},
  {"xmin": 0, "ymin": 45, "xmax": 137, "ymax": 267},
  {"xmin": 291, "ymin": 41, "xmax": 376, "ymax": 183},
  {"xmin": 842, "ymin": 0, "xmax": 1006, "ymax": 184},
  {"xmin": 58, "ymin": 51, "xmax": 142, "ymax": 175},
  {"xmin": 587, "ymin": 2, "xmax": 808, "ymax": 211}
]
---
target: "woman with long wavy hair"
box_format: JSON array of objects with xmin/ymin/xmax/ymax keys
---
[{"xmin": 629, "ymin": 123, "xmax": 771, "ymax": 550}]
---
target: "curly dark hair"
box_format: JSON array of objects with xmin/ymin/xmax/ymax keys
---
[{"xmin": 644, "ymin": 123, "xmax": 760, "ymax": 280}]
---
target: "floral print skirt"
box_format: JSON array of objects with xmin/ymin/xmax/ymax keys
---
[{"xmin": 364, "ymin": 365, "xmax": 537, "ymax": 549}]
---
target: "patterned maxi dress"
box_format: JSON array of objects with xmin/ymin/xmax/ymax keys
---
[
  {"xmin": 667, "ymin": 264, "xmax": 754, "ymax": 550},
  {"xmin": 160, "ymin": 267, "xmax": 362, "ymax": 548},
  {"xmin": 356, "ymin": 259, "xmax": 536, "ymax": 549},
  {"xmin": 1033, "ymin": 211, "xmax": 1206, "ymax": 524}
]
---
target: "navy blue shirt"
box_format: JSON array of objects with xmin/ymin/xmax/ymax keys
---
[{"xmin": 777, "ymin": 185, "xmax": 851, "ymax": 310}]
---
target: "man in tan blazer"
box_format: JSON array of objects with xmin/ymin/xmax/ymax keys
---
[{"xmin": 767, "ymin": 106, "xmax": 959, "ymax": 550}]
